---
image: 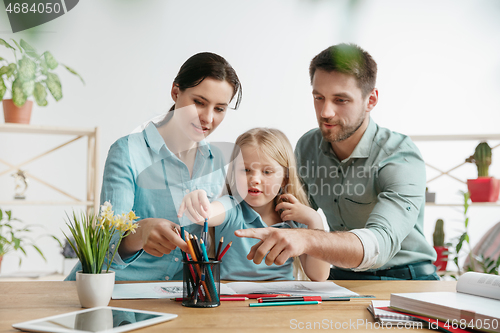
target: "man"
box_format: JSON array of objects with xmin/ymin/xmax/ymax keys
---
[{"xmin": 236, "ymin": 43, "xmax": 438, "ymax": 280}]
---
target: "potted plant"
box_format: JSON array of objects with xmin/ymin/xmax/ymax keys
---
[
  {"xmin": 432, "ymin": 218, "xmax": 448, "ymax": 271},
  {"xmin": 0, "ymin": 38, "xmax": 84, "ymax": 124},
  {"xmin": 63, "ymin": 201, "xmax": 138, "ymax": 307},
  {"xmin": 465, "ymin": 142, "xmax": 500, "ymax": 202},
  {"xmin": 0, "ymin": 207, "xmax": 61, "ymax": 273}
]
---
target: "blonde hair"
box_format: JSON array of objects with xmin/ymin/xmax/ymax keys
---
[
  {"xmin": 225, "ymin": 128, "xmax": 308, "ymax": 206},
  {"xmin": 225, "ymin": 128, "xmax": 311, "ymax": 280}
]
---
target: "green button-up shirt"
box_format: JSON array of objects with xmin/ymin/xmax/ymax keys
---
[{"xmin": 295, "ymin": 118, "xmax": 436, "ymax": 271}]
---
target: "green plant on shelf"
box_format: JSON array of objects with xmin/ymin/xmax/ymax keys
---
[
  {"xmin": 465, "ymin": 142, "xmax": 491, "ymax": 177},
  {"xmin": 0, "ymin": 38, "xmax": 84, "ymax": 107}
]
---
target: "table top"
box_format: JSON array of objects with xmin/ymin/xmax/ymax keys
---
[{"xmin": 1, "ymin": 280, "xmax": 457, "ymax": 332}]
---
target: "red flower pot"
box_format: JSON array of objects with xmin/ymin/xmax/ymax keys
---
[
  {"xmin": 467, "ymin": 177, "xmax": 500, "ymax": 203},
  {"xmin": 433, "ymin": 246, "xmax": 448, "ymax": 271}
]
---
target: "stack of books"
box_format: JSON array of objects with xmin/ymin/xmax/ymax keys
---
[{"xmin": 387, "ymin": 272, "xmax": 500, "ymax": 333}]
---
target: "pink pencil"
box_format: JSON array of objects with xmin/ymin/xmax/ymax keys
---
[{"xmin": 219, "ymin": 297, "xmax": 249, "ymax": 301}]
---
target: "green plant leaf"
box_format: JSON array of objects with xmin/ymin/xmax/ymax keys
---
[
  {"xmin": 33, "ymin": 82, "xmax": 48, "ymax": 106},
  {"xmin": 0, "ymin": 208, "xmax": 3, "ymax": 221},
  {"xmin": 20, "ymin": 39, "xmax": 39, "ymax": 59},
  {"xmin": 0, "ymin": 65, "xmax": 8, "ymax": 75},
  {"xmin": 11, "ymin": 39, "xmax": 22, "ymax": 53},
  {"xmin": 62, "ymin": 64, "xmax": 85, "ymax": 85},
  {"xmin": 18, "ymin": 56, "xmax": 36, "ymax": 81},
  {"xmin": 46, "ymin": 73, "xmax": 62, "ymax": 101},
  {"xmin": 0, "ymin": 77, "xmax": 6, "ymax": 100},
  {"xmin": 0, "ymin": 38, "xmax": 15, "ymax": 50},
  {"xmin": 465, "ymin": 217, "xmax": 469, "ymax": 228},
  {"xmin": 6, "ymin": 210, "xmax": 12, "ymax": 220},
  {"xmin": 22, "ymin": 79, "xmax": 35, "ymax": 97},
  {"xmin": 40, "ymin": 59, "xmax": 48, "ymax": 75},
  {"xmin": 12, "ymin": 78, "xmax": 27, "ymax": 106},
  {"xmin": 43, "ymin": 51, "xmax": 58, "ymax": 70},
  {"xmin": 7, "ymin": 63, "xmax": 17, "ymax": 77}
]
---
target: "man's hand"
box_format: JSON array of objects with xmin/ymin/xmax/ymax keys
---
[
  {"xmin": 234, "ymin": 227, "xmax": 309, "ymax": 266},
  {"xmin": 275, "ymin": 194, "xmax": 323, "ymax": 228},
  {"xmin": 120, "ymin": 218, "xmax": 188, "ymax": 258}
]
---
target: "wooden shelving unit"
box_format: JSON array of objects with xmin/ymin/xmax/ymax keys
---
[{"xmin": 0, "ymin": 123, "xmax": 100, "ymax": 213}]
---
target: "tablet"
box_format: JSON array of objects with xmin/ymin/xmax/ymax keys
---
[{"xmin": 12, "ymin": 306, "xmax": 177, "ymax": 333}]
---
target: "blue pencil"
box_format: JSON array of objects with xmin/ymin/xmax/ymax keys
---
[{"xmin": 199, "ymin": 239, "xmax": 219, "ymax": 303}]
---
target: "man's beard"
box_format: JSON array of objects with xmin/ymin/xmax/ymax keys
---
[{"xmin": 319, "ymin": 113, "xmax": 366, "ymax": 143}]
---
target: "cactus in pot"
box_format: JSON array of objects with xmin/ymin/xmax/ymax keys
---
[
  {"xmin": 466, "ymin": 142, "xmax": 499, "ymax": 202},
  {"xmin": 432, "ymin": 219, "xmax": 448, "ymax": 271}
]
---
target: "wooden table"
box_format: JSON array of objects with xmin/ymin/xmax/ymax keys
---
[{"xmin": 1, "ymin": 280, "xmax": 456, "ymax": 332}]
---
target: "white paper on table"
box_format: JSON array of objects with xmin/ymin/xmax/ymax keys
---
[
  {"xmin": 112, "ymin": 282, "xmax": 236, "ymax": 299},
  {"xmin": 224, "ymin": 281, "xmax": 359, "ymax": 297}
]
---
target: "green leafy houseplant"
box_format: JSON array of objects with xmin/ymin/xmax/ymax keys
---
[
  {"xmin": 450, "ymin": 191, "xmax": 476, "ymax": 276},
  {"xmin": 63, "ymin": 202, "xmax": 139, "ymax": 274},
  {"xmin": 0, "ymin": 207, "xmax": 61, "ymax": 267},
  {"xmin": 0, "ymin": 38, "xmax": 83, "ymax": 107}
]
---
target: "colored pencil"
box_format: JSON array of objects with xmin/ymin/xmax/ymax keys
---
[
  {"xmin": 249, "ymin": 301, "xmax": 321, "ymax": 307},
  {"xmin": 203, "ymin": 219, "xmax": 208, "ymax": 244},
  {"xmin": 186, "ymin": 234, "xmax": 211, "ymax": 302},
  {"xmin": 174, "ymin": 297, "xmax": 248, "ymax": 302},
  {"xmin": 218, "ymin": 241, "xmax": 232, "ymax": 260},
  {"xmin": 219, "ymin": 297, "xmax": 248, "ymax": 301},
  {"xmin": 258, "ymin": 296, "xmax": 350, "ymax": 303},
  {"xmin": 222, "ymin": 293, "xmax": 291, "ymax": 299},
  {"xmin": 199, "ymin": 239, "xmax": 220, "ymax": 303},
  {"xmin": 216, "ymin": 237, "xmax": 224, "ymax": 260}
]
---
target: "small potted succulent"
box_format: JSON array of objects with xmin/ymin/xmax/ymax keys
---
[
  {"xmin": 0, "ymin": 38, "xmax": 84, "ymax": 124},
  {"xmin": 433, "ymin": 218, "xmax": 448, "ymax": 271},
  {"xmin": 465, "ymin": 142, "xmax": 500, "ymax": 202}
]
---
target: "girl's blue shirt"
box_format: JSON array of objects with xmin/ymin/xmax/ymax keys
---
[{"xmin": 216, "ymin": 196, "xmax": 306, "ymax": 281}]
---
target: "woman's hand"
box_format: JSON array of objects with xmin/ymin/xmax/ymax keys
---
[
  {"xmin": 177, "ymin": 189, "xmax": 211, "ymax": 223},
  {"xmin": 275, "ymin": 194, "xmax": 323, "ymax": 229},
  {"xmin": 119, "ymin": 218, "xmax": 188, "ymax": 258}
]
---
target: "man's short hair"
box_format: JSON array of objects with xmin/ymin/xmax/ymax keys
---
[{"xmin": 309, "ymin": 43, "xmax": 377, "ymax": 97}]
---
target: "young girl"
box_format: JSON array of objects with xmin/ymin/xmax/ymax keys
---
[{"xmin": 178, "ymin": 128, "xmax": 330, "ymax": 281}]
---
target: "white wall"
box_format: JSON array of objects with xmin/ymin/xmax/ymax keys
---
[{"xmin": 1, "ymin": 0, "xmax": 500, "ymax": 275}]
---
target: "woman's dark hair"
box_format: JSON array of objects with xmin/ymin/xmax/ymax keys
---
[{"xmin": 169, "ymin": 52, "xmax": 242, "ymax": 111}]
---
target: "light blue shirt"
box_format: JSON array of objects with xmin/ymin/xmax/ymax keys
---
[
  {"xmin": 295, "ymin": 118, "xmax": 436, "ymax": 271},
  {"xmin": 65, "ymin": 122, "xmax": 226, "ymax": 281},
  {"xmin": 216, "ymin": 196, "xmax": 306, "ymax": 281}
]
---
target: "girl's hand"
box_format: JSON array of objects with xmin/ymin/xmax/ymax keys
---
[
  {"xmin": 177, "ymin": 189, "xmax": 211, "ymax": 223},
  {"xmin": 275, "ymin": 194, "xmax": 323, "ymax": 229}
]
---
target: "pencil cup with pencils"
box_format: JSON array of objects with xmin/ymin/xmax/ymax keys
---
[{"xmin": 182, "ymin": 259, "xmax": 220, "ymax": 308}]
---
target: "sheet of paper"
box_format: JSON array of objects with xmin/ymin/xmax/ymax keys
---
[
  {"xmin": 112, "ymin": 282, "xmax": 236, "ymax": 299},
  {"xmin": 224, "ymin": 281, "xmax": 359, "ymax": 297}
]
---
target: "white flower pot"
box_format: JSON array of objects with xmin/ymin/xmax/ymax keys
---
[{"xmin": 76, "ymin": 271, "xmax": 115, "ymax": 308}]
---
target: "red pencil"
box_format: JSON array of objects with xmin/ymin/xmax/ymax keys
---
[{"xmin": 218, "ymin": 241, "xmax": 232, "ymax": 260}]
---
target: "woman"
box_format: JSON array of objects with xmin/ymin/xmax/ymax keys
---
[{"xmin": 66, "ymin": 52, "xmax": 242, "ymax": 281}]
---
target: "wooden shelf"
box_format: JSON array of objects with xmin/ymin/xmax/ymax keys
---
[
  {"xmin": 0, "ymin": 123, "xmax": 97, "ymax": 136},
  {"xmin": 426, "ymin": 202, "xmax": 500, "ymax": 207},
  {"xmin": 0, "ymin": 124, "xmax": 99, "ymax": 212},
  {"xmin": 0, "ymin": 200, "xmax": 94, "ymax": 206}
]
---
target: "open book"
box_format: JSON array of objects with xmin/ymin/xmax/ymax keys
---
[{"xmin": 390, "ymin": 272, "xmax": 500, "ymax": 333}]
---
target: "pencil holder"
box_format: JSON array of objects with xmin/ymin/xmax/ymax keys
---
[{"xmin": 182, "ymin": 260, "xmax": 220, "ymax": 308}]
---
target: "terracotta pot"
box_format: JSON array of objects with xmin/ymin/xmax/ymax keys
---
[
  {"xmin": 2, "ymin": 99, "xmax": 33, "ymax": 124},
  {"xmin": 433, "ymin": 246, "xmax": 448, "ymax": 271},
  {"xmin": 467, "ymin": 177, "xmax": 500, "ymax": 202},
  {"xmin": 76, "ymin": 270, "xmax": 115, "ymax": 308}
]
